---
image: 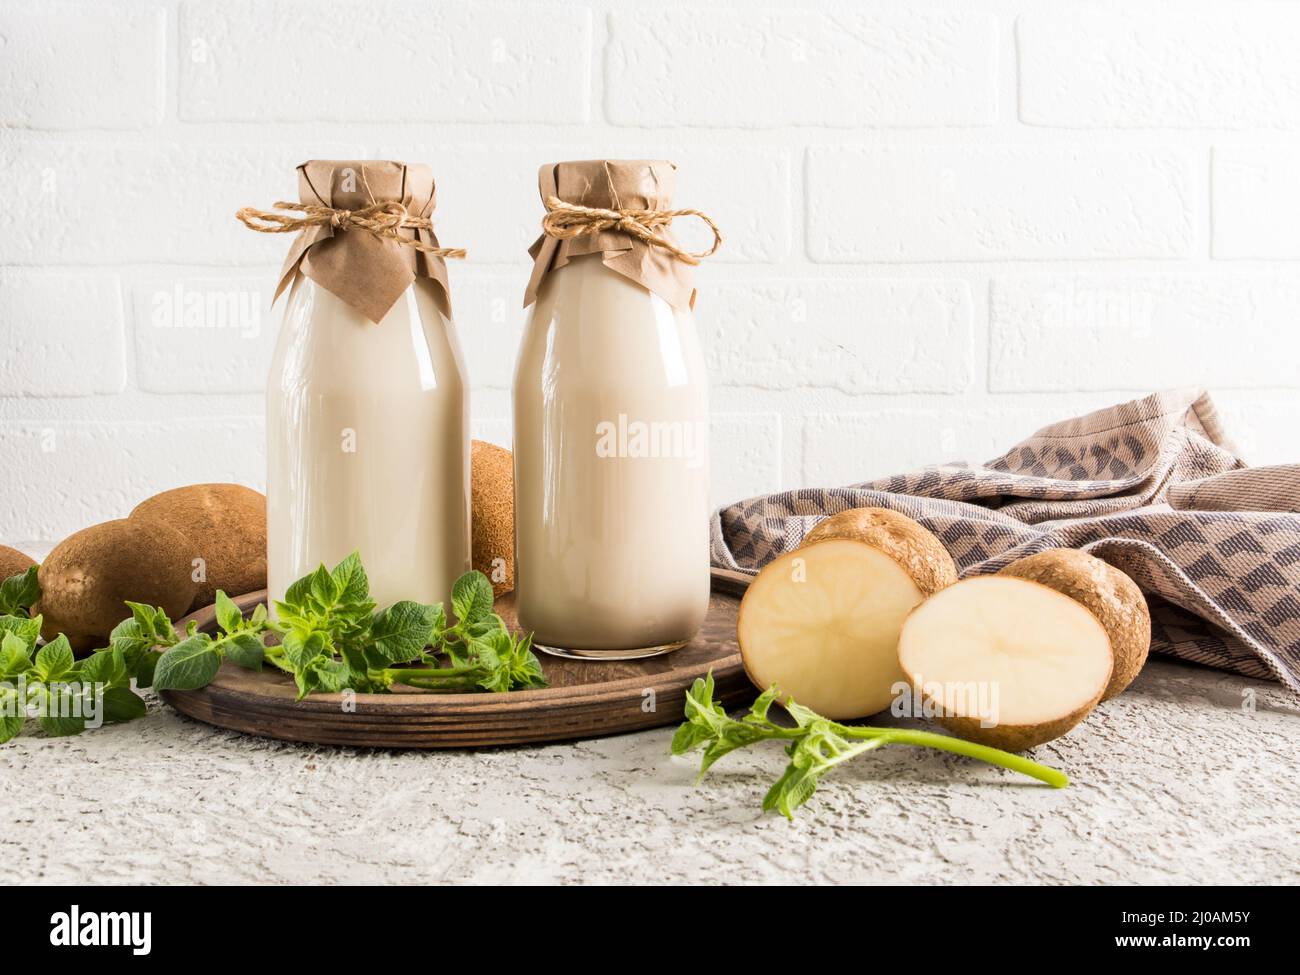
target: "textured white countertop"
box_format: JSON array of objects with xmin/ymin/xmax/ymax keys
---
[{"xmin": 3, "ymin": 656, "xmax": 1297, "ymax": 886}]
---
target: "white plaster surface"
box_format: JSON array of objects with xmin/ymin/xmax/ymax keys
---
[{"xmin": 3, "ymin": 657, "xmax": 1296, "ymax": 886}]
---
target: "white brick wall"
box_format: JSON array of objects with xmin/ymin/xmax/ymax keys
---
[
  {"xmin": 1212, "ymin": 146, "xmax": 1300, "ymax": 258},
  {"xmin": 0, "ymin": 271, "xmax": 127, "ymax": 396},
  {"xmin": 990, "ymin": 273, "xmax": 1300, "ymax": 391},
  {"xmin": 0, "ymin": 1, "xmax": 166, "ymax": 129},
  {"xmin": 130, "ymin": 275, "xmax": 278, "ymax": 394},
  {"xmin": 178, "ymin": 2, "xmax": 592, "ymax": 123},
  {"xmin": 806, "ymin": 146, "xmax": 1196, "ymax": 262},
  {"xmin": 1, "ymin": 0, "xmax": 1298, "ymax": 549},
  {"xmin": 1018, "ymin": 7, "xmax": 1300, "ymax": 129},
  {"xmin": 605, "ymin": 9, "xmax": 998, "ymax": 128},
  {"xmin": 701, "ymin": 280, "xmax": 973, "ymax": 394}
]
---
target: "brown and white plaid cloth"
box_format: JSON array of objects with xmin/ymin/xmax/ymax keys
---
[{"xmin": 710, "ymin": 389, "xmax": 1300, "ymax": 694}]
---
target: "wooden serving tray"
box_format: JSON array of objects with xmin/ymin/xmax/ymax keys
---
[{"xmin": 160, "ymin": 569, "xmax": 754, "ymax": 749}]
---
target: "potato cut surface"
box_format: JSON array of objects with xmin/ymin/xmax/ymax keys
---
[
  {"xmin": 738, "ymin": 539, "xmax": 924, "ymax": 719},
  {"xmin": 898, "ymin": 576, "xmax": 1112, "ymax": 728},
  {"xmin": 999, "ymin": 547, "xmax": 1150, "ymax": 701}
]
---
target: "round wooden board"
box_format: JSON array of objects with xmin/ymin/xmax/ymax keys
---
[{"xmin": 160, "ymin": 569, "xmax": 754, "ymax": 749}]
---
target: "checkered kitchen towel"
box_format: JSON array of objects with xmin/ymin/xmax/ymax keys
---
[{"xmin": 710, "ymin": 389, "xmax": 1300, "ymax": 694}]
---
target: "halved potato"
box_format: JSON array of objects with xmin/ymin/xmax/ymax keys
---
[
  {"xmin": 802, "ymin": 507, "xmax": 957, "ymax": 596},
  {"xmin": 999, "ymin": 548, "xmax": 1150, "ymax": 701},
  {"xmin": 898, "ymin": 576, "xmax": 1113, "ymax": 751},
  {"xmin": 738, "ymin": 539, "xmax": 926, "ymax": 719}
]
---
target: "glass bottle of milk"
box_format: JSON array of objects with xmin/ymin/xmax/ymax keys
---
[
  {"xmin": 514, "ymin": 159, "xmax": 719, "ymax": 659},
  {"xmin": 256, "ymin": 160, "xmax": 470, "ymax": 609}
]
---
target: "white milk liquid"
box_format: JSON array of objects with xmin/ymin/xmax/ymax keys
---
[
  {"xmin": 512, "ymin": 255, "xmax": 711, "ymax": 657},
  {"xmin": 267, "ymin": 275, "xmax": 470, "ymax": 609}
]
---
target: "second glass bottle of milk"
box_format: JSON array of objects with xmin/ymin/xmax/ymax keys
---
[{"xmin": 514, "ymin": 159, "xmax": 716, "ymax": 659}]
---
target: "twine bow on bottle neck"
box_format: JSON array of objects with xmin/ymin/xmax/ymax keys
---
[
  {"xmin": 540, "ymin": 196, "xmax": 722, "ymax": 265},
  {"xmin": 236, "ymin": 200, "xmax": 467, "ymax": 258}
]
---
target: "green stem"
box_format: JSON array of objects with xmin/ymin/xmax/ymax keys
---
[
  {"xmin": 384, "ymin": 666, "xmax": 479, "ymax": 682},
  {"xmin": 260, "ymin": 643, "xmax": 293, "ymax": 674},
  {"xmin": 383, "ymin": 666, "xmax": 487, "ymax": 692},
  {"xmin": 817, "ymin": 736, "xmax": 888, "ymax": 772},
  {"xmin": 263, "ymin": 655, "xmax": 294, "ymax": 675},
  {"xmin": 843, "ymin": 726, "xmax": 1068, "ymax": 788}
]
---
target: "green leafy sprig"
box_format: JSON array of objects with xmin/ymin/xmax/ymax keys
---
[
  {"xmin": 0, "ymin": 572, "xmax": 150, "ymax": 744},
  {"xmin": 150, "ymin": 552, "xmax": 547, "ymax": 699},
  {"xmin": 673, "ymin": 673, "xmax": 1069, "ymax": 819},
  {"xmin": 0, "ymin": 553, "xmax": 545, "ymax": 744}
]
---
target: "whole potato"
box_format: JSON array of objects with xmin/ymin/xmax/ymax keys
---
[
  {"xmin": 0, "ymin": 544, "xmax": 36, "ymax": 584},
  {"xmin": 471, "ymin": 440, "xmax": 514, "ymax": 596},
  {"xmin": 37, "ymin": 519, "xmax": 198, "ymax": 649},
  {"xmin": 130, "ymin": 483, "xmax": 267, "ymax": 611}
]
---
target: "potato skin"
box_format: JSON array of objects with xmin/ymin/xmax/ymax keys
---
[
  {"xmin": 0, "ymin": 544, "xmax": 36, "ymax": 583},
  {"xmin": 37, "ymin": 519, "xmax": 198, "ymax": 648},
  {"xmin": 130, "ymin": 483, "xmax": 267, "ymax": 612},
  {"xmin": 931, "ymin": 703, "xmax": 1102, "ymax": 752},
  {"xmin": 1000, "ymin": 548, "xmax": 1150, "ymax": 700},
  {"xmin": 471, "ymin": 440, "xmax": 514, "ymax": 596},
  {"xmin": 802, "ymin": 507, "xmax": 958, "ymax": 597}
]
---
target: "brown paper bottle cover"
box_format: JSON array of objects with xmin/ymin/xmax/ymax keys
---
[
  {"xmin": 272, "ymin": 160, "xmax": 454, "ymax": 324},
  {"xmin": 524, "ymin": 159, "xmax": 696, "ymax": 312}
]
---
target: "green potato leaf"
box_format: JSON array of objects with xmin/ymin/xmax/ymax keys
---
[
  {"xmin": 0, "ymin": 614, "xmax": 42, "ymax": 651},
  {"xmin": 38, "ymin": 685, "xmax": 87, "ymax": 737},
  {"xmin": 0, "ymin": 566, "xmax": 40, "ymax": 617},
  {"xmin": 80, "ymin": 647, "xmax": 128, "ymax": 688},
  {"xmin": 369, "ymin": 601, "xmax": 438, "ymax": 664},
  {"xmin": 108, "ymin": 617, "xmax": 162, "ymax": 686},
  {"xmin": 0, "ymin": 710, "xmax": 23, "ymax": 744},
  {"xmin": 35, "ymin": 636, "xmax": 75, "ymax": 682},
  {"xmin": 451, "ymin": 571, "xmax": 494, "ymax": 625},
  {"xmin": 221, "ymin": 633, "xmax": 265, "ymax": 671},
  {"xmin": 331, "ymin": 551, "xmax": 371, "ymax": 606},
  {"xmin": 134, "ymin": 651, "xmax": 159, "ymax": 690},
  {"xmin": 0, "ymin": 631, "xmax": 33, "ymax": 679},
  {"xmin": 214, "ymin": 590, "xmax": 244, "ymax": 636},
  {"xmin": 100, "ymin": 686, "xmax": 147, "ymax": 723},
  {"xmin": 280, "ymin": 569, "xmax": 316, "ymax": 616},
  {"xmin": 295, "ymin": 657, "xmax": 350, "ymax": 699},
  {"xmin": 124, "ymin": 601, "xmax": 177, "ymax": 645},
  {"xmin": 506, "ymin": 632, "xmax": 547, "ymax": 691},
  {"xmin": 108, "ymin": 616, "xmax": 148, "ymax": 649},
  {"xmin": 281, "ymin": 628, "xmax": 327, "ymax": 670},
  {"xmin": 153, "ymin": 634, "xmax": 222, "ymax": 691},
  {"xmin": 39, "ymin": 714, "xmax": 87, "ymax": 737},
  {"xmin": 308, "ymin": 564, "xmax": 341, "ymax": 609}
]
